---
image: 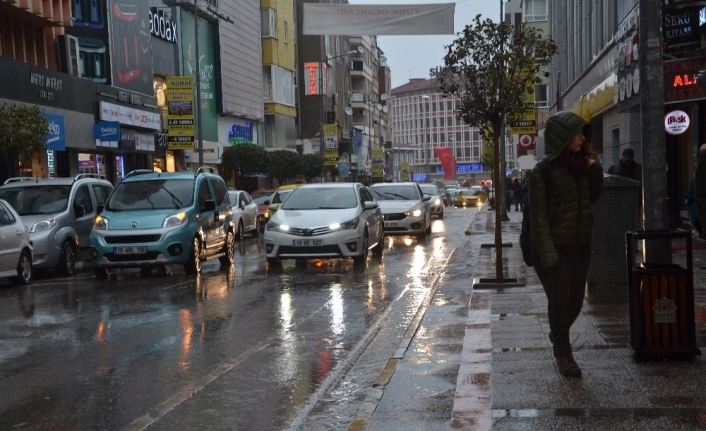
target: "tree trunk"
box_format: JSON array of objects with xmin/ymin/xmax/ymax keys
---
[{"xmin": 493, "ymin": 125, "xmax": 504, "ymax": 282}]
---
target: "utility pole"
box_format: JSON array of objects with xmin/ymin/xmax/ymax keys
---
[
  {"xmin": 194, "ymin": 0, "xmax": 204, "ymax": 168},
  {"xmin": 639, "ymin": 0, "xmax": 669, "ymax": 263},
  {"xmin": 499, "ymin": 0, "xmax": 508, "ymax": 220}
]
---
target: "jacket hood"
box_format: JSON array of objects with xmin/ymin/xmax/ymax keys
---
[{"xmin": 543, "ymin": 111, "xmax": 588, "ymax": 162}]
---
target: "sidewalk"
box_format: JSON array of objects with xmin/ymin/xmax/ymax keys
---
[{"xmin": 364, "ymin": 209, "xmax": 706, "ymax": 431}]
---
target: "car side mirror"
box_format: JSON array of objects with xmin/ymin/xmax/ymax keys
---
[
  {"xmin": 422, "ymin": 194, "xmax": 431, "ymax": 201},
  {"xmin": 74, "ymin": 204, "xmax": 85, "ymax": 218},
  {"xmin": 240, "ymin": 201, "xmax": 246, "ymax": 209},
  {"xmin": 264, "ymin": 200, "xmax": 271, "ymax": 205},
  {"xmin": 268, "ymin": 203, "xmax": 279, "ymax": 212},
  {"xmin": 363, "ymin": 201, "xmax": 378, "ymax": 210},
  {"xmin": 202, "ymin": 199, "xmax": 216, "ymax": 212}
]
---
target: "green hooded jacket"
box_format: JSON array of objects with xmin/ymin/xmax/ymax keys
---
[{"xmin": 528, "ymin": 111, "xmax": 603, "ymax": 269}]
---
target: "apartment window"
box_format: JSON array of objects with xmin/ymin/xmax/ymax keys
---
[
  {"xmin": 525, "ymin": 0, "xmax": 547, "ymax": 21},
  {"xmin": 283, "ymin": 21, "xmax": 288, "ymax": 43},
  {"xmin": 263, "ymin": 65, "xmax": 295, "ymax": 106},
  {"xmin": 261, "ymin": 8, "xmax": 276, "ymax": 37},
  {"xmin": 535, "ymin": 84, "xmax": 549, "ymax": 107}
]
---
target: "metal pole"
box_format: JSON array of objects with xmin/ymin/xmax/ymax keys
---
[
  {"xmin": 499, "ymin": 0, "xmax": 508, "ymax": 220},
  {"xmin": 194, "ymin": 0, "xmax": 203, "ymax": 167},
  {"xmin": 319, "ymin": 58, "xmax": 324, "ymax": 162}
]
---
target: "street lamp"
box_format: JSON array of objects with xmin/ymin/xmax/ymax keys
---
[
  {"xmin": 318, "ymin": 47, "xmax": 363, "ymax": 165},
  {"xmin": 421, "ymin": 95, "xmax": 430, "ymax": 178}
]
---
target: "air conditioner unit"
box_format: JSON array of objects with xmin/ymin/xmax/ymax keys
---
[
  {"xmin": 332, "ymin": 93, "xmax": 339, "ymax": 105},
  {"xmin": 57, "ymin": 35, "xmax": 80, "ymax": 76}
]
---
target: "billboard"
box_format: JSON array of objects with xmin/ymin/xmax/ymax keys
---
[
  {"xmin": 109, "ymin": 0, "xmax": 154, "ymax": 95},
  {"xmin": 167, "ymin": 76, "xmax": 195, "ymax": 149}
]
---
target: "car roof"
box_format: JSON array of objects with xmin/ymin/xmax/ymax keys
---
[
  {"xmin": 276, "ymin": 184, "xmax": 299, "ymax": 191},
  {"xmin": 370, "ymin": 182, "xmax": 417, "ymax": 187},
  {"xmin": 0, "ymin": 174, "xmax": 112, "ymax": 188},
  {"xmin": 296, "ymin": 182, "xmax": 360, "ymax": 189}
]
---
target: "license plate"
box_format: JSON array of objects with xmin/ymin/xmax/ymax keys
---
[
  {"xmin": 385, "ymin": 222, "xmax": 398, "ymax": 227},
  {"xmin": 113, "ymin": 246, "xmax": 148, "ymax": 255},
  {"xmin": 292, "ymin": 239, "xmax": 322, "ymax": 246}
]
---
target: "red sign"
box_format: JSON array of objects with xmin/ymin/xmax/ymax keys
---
[
  {"xmin": 518, "ymin": 134, "xmax": 536, "ymax": 151},
  {"xmin": 303, "ymin": 62, "xmax": 327, "ymax": 96},
  {"xmin": 434, "ymin": 147, "xmax": 456, "ymax": 180}
]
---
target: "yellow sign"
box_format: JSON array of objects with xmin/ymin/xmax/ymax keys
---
[
  {"xmin": 324, "ymin": 123, "xmax": 338, "ymax": 167},
  {"xmin": 400, "ymin": 162, "xmax": 410, "ymax": 181},
  {"xmin": 510, "ymin": 89, "xmax": 536, "ymax": 135},
  {"xmin": 167, "ymin": 76, "xmax": 195, "ymax": 150}
]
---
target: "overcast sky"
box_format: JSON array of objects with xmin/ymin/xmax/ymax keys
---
[{"xmin": 348, "ymin": 0, "xmax": 501, "ymax": 89}]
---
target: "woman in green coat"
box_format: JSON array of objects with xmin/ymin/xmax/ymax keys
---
[{"xmin": 529, "ymin": 111, "xmax": 603, "ymax": 377}]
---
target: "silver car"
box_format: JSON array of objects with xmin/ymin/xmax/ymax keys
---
[
  {"xmin": 0, "ymin": 174, "xmax": 113, "ymax": 276},
  {"xmin": 419, "ymin": 184, "xmax": 444, "ymax": 219},
  {"xmin": 227, "ymin": 190, "xmax": 260, "ymax": 240},
  {"xmin": 368, "ymin": 182, "xmax": 432, "ymax": 239},
  {"xmin": 0, "ymin": 199, "xmax": 32, "ymax": 285}
]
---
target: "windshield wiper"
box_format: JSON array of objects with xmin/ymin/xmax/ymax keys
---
[
  {"xmin": 160, "ymin": 186, "xmax": 184, "ymax": 209},
  {"xmin": 383, "ymin": 192, "xmax": 410, "ymax": 200}
]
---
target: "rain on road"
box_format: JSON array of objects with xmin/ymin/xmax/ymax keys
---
[{"xmin": 0, "ymin": 206, "xmax": 479, "ymax": 430}]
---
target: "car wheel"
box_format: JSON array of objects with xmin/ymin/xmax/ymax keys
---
[
  {"xmin": 353, "ymin": 231, "xmax": 369, "ymax": 265},
  {"xmin": 219, "ymin": 230, "xmax": 235, "ymax": 265},
  {"xmin": 235, "ymin": 220, "xmax": 244, "ymax": 242},
  {"xmin": 252, "ymin": 217, "xmax": 260, "ymax": 237},
  {"xmin": 140, "ymin": 267, "xmax": 153, "ymax": 277},
  {"xmin": 93, "ymin": 266, "xmax": 112, "ymax": 280},
  {"xmin": 12, "ymin": 250, "xmax": 32, "ymax": 286},
  {"xmin": 184, "ymin": 236, "xmax": 202, "ymax": 275},
  {"xmin": 57, "ymin": 241, "xmax": 76, "ymax": 276},
  {"xmin": 371, "ymin": 232, "xmax": 384, "ymax": 257}
]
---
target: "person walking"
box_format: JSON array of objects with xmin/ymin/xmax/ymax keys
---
[
  {"xmin": 528, "ymin": 111, "xmax": 603, "ymax": 378},
  {"xmin": 510, "ymin": 177, "xmax": 522, "ymax": 211}
]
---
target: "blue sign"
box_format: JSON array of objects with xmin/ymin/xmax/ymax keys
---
[
  {"xmin": 43, "ymin": 113, "xmax": 66, "ymax": 151},
  {"xmin": 353, "ymin": 129, "xmax": 362, "ymax": 154},
  {"xmin": 434, "ymin": 163, "xmax": 484, "ymax": 174},
  {"xmin": 413, "ymin": 174, "xmax": 427, "ymax": 182},
  {"xmin": 93, "ymin": 121, "xmax": 120, "ymax": 148},
  {"xmin": 228, "ymin": 122, "xmax": 253, "ymax": 144}
]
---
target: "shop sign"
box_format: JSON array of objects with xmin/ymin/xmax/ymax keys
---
[
  {"xmin": 93, "ymin": 121, "xmax": 120, "ymax": 148},
  {"xmin": 117, "ymin": 90, "xmax": 143, "ymax": 106},
  {"xmin": 149, "ymin": 7, "xmax": 177, "ymax": 43},
  {"xmin": 228, "ymin": 122, "xmax": 254, "ymax": 144},
  {"xmin": 166, "ymin": 76, "xmax": 195, "ymax": 149},
  {"xmin": 662, "ymin": 4, "xmax": 701, "ymax": 54},
  {"xmin": 42, "ymin": 113, "xmax": 66, "ymax": 151},
  {"xmin": 304, "ymin": 62, "xmax": 326, "ymax": 96},
  {"xmin": 100, "ymin": 101, "xmax": 160, "ymax": 131},
  {"xmin": 29, "ymin": 68, "xmax": 71, "ymax": 109},
  {"xmin": 663, "ymin": 57, "xmax": 706, "ymax": 103},
  {"xmin": 664, "ymin": 110, "xmax": 690, "ymax": 135}
]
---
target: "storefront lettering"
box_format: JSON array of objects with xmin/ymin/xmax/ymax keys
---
[
  {"xmin": 149, "ymin": 8, "xmax": 178, "ymax": 43},
  {"xmin": 666, "ymin": 86, "xmax": 706, "ymax": 102},
  {"xmin": 228, "ymin": 122, "xmax": 253, "ymax": 143},
  {"xmin": 30, "ymin": 72, "xmax": 63, "ymax": 102},
  {"xmin": 672, "ymin": 74, "xmax": 698, "ymax": 87},
  {"xmin": 118, "ymin": 90, "xmax": 143, "ymax": 106}
]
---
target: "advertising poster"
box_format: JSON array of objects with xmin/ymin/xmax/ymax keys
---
[
  {"xmin": 109, "ymin": 0, "xmax": 154, "ymax": 95},
  {"xmin": 167, "ymin": 76, "xmax": 195, "ymax": 149},
  {"xmin": 181, "ymin": 11, "xmax": 217, "ymax": 142},
  {"xmin": 323, "ymin": 123, "xmax": 339, "ymax": 167},
  {"xmin": 400, "ymin": 162, "xmax": 410, "ymax": 182},
  {"xmin": 372, "ymin": 147, "xmax": 385, "ymax": 181}
]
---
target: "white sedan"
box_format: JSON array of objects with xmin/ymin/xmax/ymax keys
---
[
  {"xmin": 228, "ymin": 190, "xmax": 260, "ymax": 240},
  {"xmin": 0, "ymin": 199, "xmax": 32, "ymax": 285},
  {"xmin": 264, "ymin": 183, "xmax": 384, "ymax": 265},
  {"xmin": 368, "ymin": 182, "xmax": 432, "ymax": 239}
]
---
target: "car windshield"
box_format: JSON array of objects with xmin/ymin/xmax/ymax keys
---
[
  {"xmin": 272, "ymin": 190, "xmax": 294, "ymax": 204},
  {"xmin": 252, "ymin": 195, "xmax": 271, "ymax": 205},
  {"xmin": 420, "ymin": 185, "xmax": 439, "ymax": 195},
  {"xmin": 106, "ymin": 179, "xmax": 194, "ymax": 211},
  {"xmin": 0, "ymin": 185, "xmax": 71, "ymax": 215},
  {"xmin": 251, "ymin": 191, "xmax": 272, "ymax": 200},
  {"xmin": 280, "ymin": 187, "xmax": 357, "ymax": 210},
  {"xmin": 369, "ymin": 186, "xmax": 419, "ymax": 201}
]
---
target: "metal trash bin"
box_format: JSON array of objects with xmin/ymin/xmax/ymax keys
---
[
  {"xmin": 626, "ymin": 229, "xmax": 701, "ymax": 360},
  {"xmin": 587, "ymin": 174, "xmax": 641, "ymax": 303}
]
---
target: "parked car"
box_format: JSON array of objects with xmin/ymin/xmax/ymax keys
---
[
  {"xmin": 368, "ymin": 182, "xmax": 432, "ymax": 239},
  {"xmin": 0, "ymin": 199, "xmax": 33, "ymax": 285},
  {"xmin": 264, "ymin": 183, "xmax": 383, "ymax": 265},
  {"xmin": 228, "ymin": 190, "xmax": 259, "ymax": 239},
  {"xmin": 0, "ymin": 174, "xmax": 114, "ymax": 276},
  {"xmin": 419, "ymin": 184, "xmax": 444, "ymax": 218},
  {"xmin": 89, "ymin": 168, "xmax": 234, "ymax": 278},
  {"xmin": 250, "ymin": 188, "xmax": 275, "ymax": 231},
  {"xmin": 455, "ymin": 186, "xmax": 488, "ymax": 208}
]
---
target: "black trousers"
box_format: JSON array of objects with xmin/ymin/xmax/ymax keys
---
[{"xmin": 531, "ymin": 243, "xmax": 591, "ymax": 349}]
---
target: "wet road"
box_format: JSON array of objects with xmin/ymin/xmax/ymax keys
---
[{"xmin": 0, "ymin": 205, "xmax": 480, "ymax": 431}]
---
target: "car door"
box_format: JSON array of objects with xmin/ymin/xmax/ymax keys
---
[
  {"xmin": 197, "ymin": 178, "xmax": 219, "ymax": 250},
  {"xmin": 241, "ymin": 192, "xmax": 257, "ymax": 231},
  {"xmin": 72, "ymin": 185, "xmax": 95, "ymax": 255},
  {"xmin": 360, "ymin": 186, "xmax": 382, "ymax": 242},
  {"xmin": 0, "ymin": 202, "xmax": 23, "ymax": 273}
]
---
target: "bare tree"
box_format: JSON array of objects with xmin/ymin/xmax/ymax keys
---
[{"xmin": 439, "ymin": 15, "xmax": 557, "ymax": 282}]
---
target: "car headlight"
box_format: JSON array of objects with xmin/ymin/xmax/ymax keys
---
[
  {"xmin": 93, "ymin": 216, "xmax": 108, "ymax": 231},
  {"xmin": 267, "ymin": 221, "xmax": 290, "ymax": 232},
  {"xmin": 405, "ymin": 209, "xmax": 422, "ymax": 217},
  {"xmin": 163, "ymin": 212, "xmax": 188, "ymax": 227},
  {"xmin": 31, "ymin": 218, "xmax": 57, "ymax": 233},
  {"xmin": 330, "ymin": 218, "xmax": 360, "ymax": 231},
  {"xmin": 433, "ymin": 198, "xmax": 441, "ymax": 206}
]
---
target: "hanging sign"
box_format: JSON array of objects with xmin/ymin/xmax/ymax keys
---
[{"xmin": 664, "ymin": 109, "xmax": 690, "ymax": 135}]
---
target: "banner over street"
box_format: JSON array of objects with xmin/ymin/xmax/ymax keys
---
[{"xmin": 303, "ymin": 3, "xmax": 455, "ymax": 36}]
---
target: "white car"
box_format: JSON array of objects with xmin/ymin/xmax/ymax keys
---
[
  {"xmin": 228, "ymin": 190, "xmax": 260, "ymax": 240},
  {"xmin": 0, "ymin": 199, "xmax": 32, "ymax": 285},
  {"xmin": 419, "ymin": 184, "xmax": 444, "ymax": 219},
  {"xmin": 264, "ymin": 183, "xmax": 384, "ymax": 265},
  {"xmin": 368, "ymin": 182, "xmax": 432, "ymax": 239}
]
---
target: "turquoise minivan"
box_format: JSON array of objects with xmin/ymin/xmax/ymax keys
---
[{"xmin": 89, "ymin": 168, "xmax": 234, "ymax": 278}]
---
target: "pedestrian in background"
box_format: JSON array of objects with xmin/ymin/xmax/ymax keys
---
[
  {"xmin": 529, "ymin": 111, "xmax": 603, "ymax": 378},
  {"xmin": 694, "ymin": 144, "xmax": 706, "ymax": 235},
  {"xmin": 510, "ymin": 178, "xmax": 522, "ymax": 211},
  {"xmin": 607, "ymin": 147, "xmax": 642, "ymax": 181}
]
